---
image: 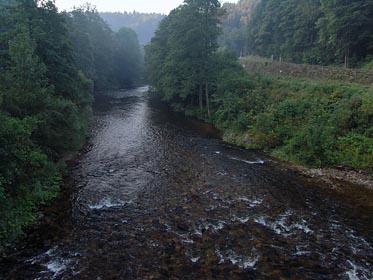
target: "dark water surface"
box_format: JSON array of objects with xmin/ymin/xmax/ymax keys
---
[{"xmin": 1, "ymin": 87, "xmax": 373, "ymax": 279}]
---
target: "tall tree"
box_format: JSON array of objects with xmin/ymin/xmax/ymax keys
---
[
  {"xmin": 0, "ymin": 0, "xmax": 144, "ymax": 247},
  {"xmin": 317, "ymin": 0, "xmax": 373, "ymax": 67},
  {"xmin": 0, "ymin": 0, "xmax": 92, "ymax": 246},
  {"xmin": 185, "ymin": 0, "xmax": 221, "ymax": 116},
  {"xmin": 68, "ymin": 5, "xmax": 143, "ymax": 90},
  {"xmin": 246, "ymin": 0, "xmax": 321, "ymax": 63},
  {"xmin": 114, "ymin": 27, "xmax": 143, "ymax": 88},
  {"xmin": 145, "ymin": 0, "xmax": 222, "ymax": 116},
  {"xmin": 3, "ymin": 24, "xmax": 50, "ymax": 117}
]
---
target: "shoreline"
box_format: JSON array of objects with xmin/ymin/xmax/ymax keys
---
[
  {"xmin": 157, "ymin": 106, "xmax": 373, "ymax": 207},
  {"xmin": 222, "ymin": 132, "xmax": 373, "ymax": 208}
]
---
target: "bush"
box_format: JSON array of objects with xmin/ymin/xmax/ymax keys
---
[
  {"xmin": 336, "ymin": 133, "xmax": 373, "ymax": 168},
  {"xmin": 0, "ymin": 114, "xmax": 60, "ymax": 247},
  {"xmin": 210, "ymin": 73, "xmax": 373, "ymax": 169},
  {"xmin": 35, "ymin": 96, "xmax": 87, "ymax": 159}
]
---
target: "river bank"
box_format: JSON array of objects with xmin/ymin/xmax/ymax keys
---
[
  {"xmin": 157, "ymin": 91, "xmax": 373, "ymax": 207},
  {"xmin": 286, "ymin": 163, "xmax": 373, "ymax": 207},
  {"xmin": 221, "ymin": 131, "xmax": 373, "ymax": 208}
]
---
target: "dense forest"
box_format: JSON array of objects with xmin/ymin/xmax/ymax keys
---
[
  {"xmin": 100, "ymin": 12, "xmax": 165, "ymax": 45},
  {"xmin": 219, "ymin": 0, "xmax": 259, "ymax": 56},
  {"xmin": 0, "ymin": 0, "xmax": 142, "ymax": 248},
  {"xmin": 220, "ymin": 0, "xmax": 373, "ymax": 68},
  {"xmin": 146, "ymin": 0, "xmax": 373, "ymax": 171}
]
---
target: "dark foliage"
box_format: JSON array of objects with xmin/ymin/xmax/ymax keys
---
[
  {"xmin": 221, "ymin": 0, "xmax": 373, "ymax": 67},
  {"xmin": 0, "ymin": 0, "xmax": 143, "ymax": 248},
  {"xmin": 100, "ymin": 11, "xmax": 165, "ymax": 45}
]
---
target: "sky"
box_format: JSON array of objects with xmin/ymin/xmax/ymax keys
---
[{"xmin": 55, "ymin": 0, "xmax": 238, "ymax": 14}]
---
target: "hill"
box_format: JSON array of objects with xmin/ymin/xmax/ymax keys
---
[{"xmin": 100, "ymin": 12, "xmax": 165, "ymax": 45}]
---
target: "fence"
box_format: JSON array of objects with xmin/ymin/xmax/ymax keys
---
[{"xmin": 240, "ymin": 57, "xmax": 373, "ymax": 85}]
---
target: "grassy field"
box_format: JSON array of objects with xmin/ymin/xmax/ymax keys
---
[{"xmin": 240, "ymin": 56, "xmax": 373, "ymax": 85}]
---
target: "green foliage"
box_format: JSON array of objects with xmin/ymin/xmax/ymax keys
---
[
  {"xmin": 146, "ymin": 0, "xmax": 372, "ymax": 170},
  {"xmin": 68, "ymin": 5, "xmax": 143, "ymax": 90},
  {"xmin": 3, "ymin": 24, "xmax": 51, "ymax": 117},
  {"xmin": 0, "ymin": 0, "xmax": 143, "ymax": 249},
  {"xmin": 99, "ymin": 11, "xmax": 165, "ymax": 45},
  {"xmin": 146, "ymin": 0, "xmax": 222, "ymax": 115},
  {"xmin": 0, "ymin": 113, "xmax": 60, "ymax": 246},
  {"xmin": 35, "ymin": 96, "xmax": 86, "ymax": 158},
  {"xmin": 210, "ymin": 72, "xmax": 373, "ymax": 169},
  {"xmin": 114, "ymin": 27, "xmax": 143, "ymax": 88},
  {"xmin": 219, "ymin": 0, "xmax": 261, "ymax": 56},
  {"xmin": 212, "ymin": 55, "xmax": 254, "ymax": 131},
  {"xmin": 244, "ymin": 0, "xmax": 321, "ymax": 63},
  {"xmin": 317, "ymin": 0, "xmax": 373, "ymax": 67},
  {"xmin": 362, "ymin": 58, "xmax": 373, "ymax": 70},
  {"xmin": 335, "ymin": 133, "xmax": 373, "ymax": 168},
  {"xmin": 69, "ymin": 5, "xmax": 116, "ymax": 90},
  {"xmin": 277, "ymin": 115, "xmax": 337, "ymax": 166},
  {"xmin": 221, "ymin": 0, "xmax": 373, "ymax": 67},
  {"xmin": 0, "ymin": 0, "xmax": 77, "ymax": 247}
]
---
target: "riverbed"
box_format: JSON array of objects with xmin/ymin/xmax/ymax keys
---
[{"xmin": 1, "ymin": 86, "xmax": 372, "ymax": 279}]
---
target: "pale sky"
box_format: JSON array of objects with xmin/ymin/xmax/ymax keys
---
[{"xmin": 55, "ymin": 0, "xmax": 238, "ymax": 14}]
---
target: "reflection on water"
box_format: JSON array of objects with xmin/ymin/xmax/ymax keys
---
[{"xmin": 2, "ymin": 86, "xmax": 373, "ymax": 279}]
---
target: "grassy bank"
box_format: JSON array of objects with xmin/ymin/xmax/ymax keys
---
[
  {"xmin": 209, "ymin": 74, "xmax": 373, "ymax": 173},
  {"xmin": 240, "ymin": 56, "xmax": 373, "ymax": 85}
]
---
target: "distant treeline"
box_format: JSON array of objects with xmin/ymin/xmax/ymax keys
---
[
  {"xmin": 100, "ymin": 11, "xmax": 165, "ymax": 45},
  {"xmin": 0, "ymin": 0, "xmax": 142, "ymax": 248},
  {"xmin": 221, "ymin": 0, "xmax": 373, "ymax": 67}
]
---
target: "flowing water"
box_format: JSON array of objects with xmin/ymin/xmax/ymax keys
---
[{"xmin": 1, "ymin": 86, "xmax": 373, "ymax": 279}]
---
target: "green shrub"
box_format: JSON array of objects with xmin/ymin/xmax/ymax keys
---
[
  {"xmin": 0, "ymin": 114, "xmax": 60, "ymax": 247},
  {"xmin": 210, "ymin": 73, "xmax": 372, "ymax": 169},
  {"xmin": 335, "ymin": 133, "xmax": 373, "ymax": 168},
  {"xmin": 35, "ymin": 96, "xmax": 86, "ymax": 159}
]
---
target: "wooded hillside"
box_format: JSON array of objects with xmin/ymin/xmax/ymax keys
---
[
  {"xmin": 221, "ymin": 0, "xmax": 373, "ymax": 68},
  {"xmin": 100, "ymin": 12, "xmax": 165, "ymax": 45}
]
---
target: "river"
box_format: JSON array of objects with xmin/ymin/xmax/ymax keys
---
[{"xmin": 1, "ymin": 86, "xmax": 372, "ymax": 279}]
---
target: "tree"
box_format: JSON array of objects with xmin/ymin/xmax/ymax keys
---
[
  {"xmin": 68, "ymin": 5, "xmax": 143, "ymax": 90},
  {"xmin": 114, "ymin": 27, "xmax": 143, "ymax": 88},
  {"xmin": 0, "ymin": 0, "xmax": 93, "ymax": 245},
  {"xmin": 245, "ymin": 0, "xmax": 321, "ymax": 63},
  {"xmin": 219, "ymin": 0, "xmax": 260, "ymax": 56},
  {"xmin": 145, "ymin": 0, "xmax": 222, "ymax": 117},
  {"xmin": 184, "ymin": 0, "xmax": 221, "ymax": 116},
  {"xmin": 3, "ymin": 24, "xmax": 50, "ymax": 117},
  {"xmin": 317, "ymin": 0, "xmax": 373, "ymax": 67}
]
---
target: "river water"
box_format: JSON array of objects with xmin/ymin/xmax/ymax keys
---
[{"xmin": 1, "ymin": 86, "xmax": 373, "ymax": 279}]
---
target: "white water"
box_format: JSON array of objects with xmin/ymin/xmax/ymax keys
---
[
  {"xmin": 88, "ymin": 197, "xmax": 128, "ymax": 210},
  {"xmin": 254, "ymin": 211, "xmax": 313, "ymax": 236},
  {"xmin": 230, "ymin": 157, "xmax": 265, "ymax": 165}
]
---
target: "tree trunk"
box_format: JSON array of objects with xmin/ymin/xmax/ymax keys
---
[
  {"xmin": 344, "ymin": 52, "xmax": 349, "ymax": 68},
  {"xmin": 199, "ymin": 83, "xmax": 203, "ymax": 110},
  {"xmin": 205, "ymin": 82, "xmax": 210, "ymax": 118}
]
